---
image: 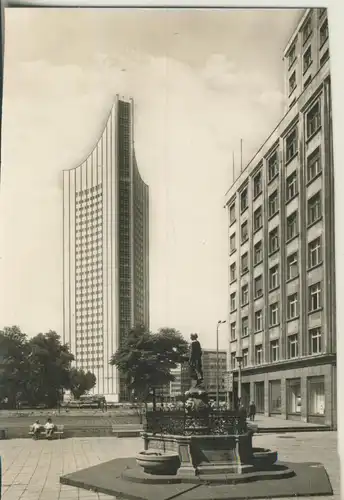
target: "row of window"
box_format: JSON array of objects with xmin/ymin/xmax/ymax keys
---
[
  {"xmin": 230, "ymin": 190, "xmax": 321, "ymax": 253},
  {"xmin": 230, "ymin": 235, "xmax": 321, "ymax": 285},
  {"xmin": 230, "ymin": 152, "xmax": 321, "ymax": 231},
  {"xmin": 231, "ymin": 327, "xmax": 322, "ymax": 369},
  {"xmin": 288, "ymin": 10, "xmax": 328, "ymax": 88},
  {"xmin": 230, "ymin": 281, "xmax": 321, "ymax": 330}
]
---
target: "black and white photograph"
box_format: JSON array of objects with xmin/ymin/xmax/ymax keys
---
[{"xmin": 0, "ymin": 4, "xmax": 340, "ymax": 500}]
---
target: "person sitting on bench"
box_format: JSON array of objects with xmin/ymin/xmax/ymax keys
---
[
  {"xmin": 44, "ymin": 418, "xmax": 56, "ymax": 438},
  {"xmin": 32, "ymin": 420, "xmax": 42, "ymax": 439}
]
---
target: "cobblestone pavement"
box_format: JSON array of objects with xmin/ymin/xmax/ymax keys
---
[{"xmin": 0, "ymin": 432, "xmax": 340, "ymax": 500}]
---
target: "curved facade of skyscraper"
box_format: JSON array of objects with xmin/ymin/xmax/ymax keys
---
[{"xmin": 63, "ymin": 96, "xmax": 149, "ymax": 401}]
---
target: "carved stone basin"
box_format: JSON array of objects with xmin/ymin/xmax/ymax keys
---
[
  {"xmin": 251, "ymin": 448, "xmax": 278, "ymax": 468},
  {"xmin": 136, "ymin": 450, "xmax": 180, "ymax": 476}
]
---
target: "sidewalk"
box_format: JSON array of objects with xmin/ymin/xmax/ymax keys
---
[
  {"xmin": 251, "ymin": 414, "xmax": 330, "ymax": 430},
  {"xmin": 0, "ymin": 432, "xmax": 339, "ymax": 500}
]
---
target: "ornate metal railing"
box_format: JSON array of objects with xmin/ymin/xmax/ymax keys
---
[{"xmin": 144, "ymin": 409, "xmax": 247, "ymax": 436}]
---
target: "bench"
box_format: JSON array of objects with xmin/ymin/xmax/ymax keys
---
[
  {"xmin": 29, "ymin": 424, "xmax": 64, "ymax": 439},
  {"xmin": 111, "ymin": 425, "xmax": 141, "ymax": 438}
]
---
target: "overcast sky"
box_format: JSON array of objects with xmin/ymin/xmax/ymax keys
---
[{"xmin": 0, "ymin": 7, "xmax": 302, "ymax": 350}]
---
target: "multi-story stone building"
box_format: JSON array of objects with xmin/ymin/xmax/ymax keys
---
[
  {"xmin": 224, "ymin": 8, "xmax": 336, "ymax": 427},
  {"xmin": 202, "ymin": 349, "xmax": 228, "ymax": 401},
  {"xmin": 63, "ymin": 96, "xmax": 149, "ymax": 402}
]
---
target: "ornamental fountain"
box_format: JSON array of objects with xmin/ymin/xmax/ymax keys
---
[
  {"xmin": 60, "ymin": 333, "xmax": 333, "ymax": 499},
  {"xmin": 134, "ymin": 333, "xmax": 288, "ymax": 482}
]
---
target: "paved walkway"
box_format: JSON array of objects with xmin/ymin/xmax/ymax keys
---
[
  {"xmin": 0, "ymin": 433, "xmax": 339, "ymax": 500},
  {"xmin": 250, "ymin": 414, "xmax": 328, "ymax": 428}
]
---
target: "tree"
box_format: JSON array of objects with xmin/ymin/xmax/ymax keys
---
[
  {"xmin": 110, "ymin": 325, "xmax": 188, "ymax": 410},
  {"xmin": 69, "ymin": 368, "xmax": 96, "ymax": 399},
  {"xmin": 28, "ymin": 331, "xmax": 74, "ymax": 407},
  {"xmin": 0, "ymin": 326, "xmax": 31, "ymax": 407}
]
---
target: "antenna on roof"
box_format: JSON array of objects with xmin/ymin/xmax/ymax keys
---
[
  {"xmin": 232, "ymin": 151, "xmax": 235, "ymax": 183},
  {"xmin": 240, "ymin": 139, "xmax": 243, "ymax": 173}
]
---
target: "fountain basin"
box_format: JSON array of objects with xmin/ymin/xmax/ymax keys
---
[{"xmin": 136, "ymin": 450, "xmax": 180, "ymax": 475}]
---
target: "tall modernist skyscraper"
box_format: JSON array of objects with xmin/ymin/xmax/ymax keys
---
[
  {"xmin": 63, "ymin": 96, "xmax": 149, "ymax": 401},
  {"xmin": 224, "ymin": 9, "xmax": 336, "ymax": 427}
]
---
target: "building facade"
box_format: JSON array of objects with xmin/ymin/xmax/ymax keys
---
[
  {"xmin": 202, "ymin": 349, "xmax": 228, "ymax": 401},
  {"xmin": 63, "ymin": 96, "xmax": 149, "ymax": 402},
  {"xmin": 225, "ymin": 8, "xmax": 336, "ymax": 427}
]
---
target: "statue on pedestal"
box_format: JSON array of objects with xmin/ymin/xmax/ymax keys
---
[{"xmin": 188, "ymin": 333, "xmax": 203, "ymax": 387}]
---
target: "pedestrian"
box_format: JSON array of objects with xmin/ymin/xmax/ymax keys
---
[
  {"xmin": 248, "ymin": 401, "xmax": 256, "ymax": 421},
  {"xmin": 44, "ymin": 417, "xmax": 56, "ymax": 439},
  {"xmin": 31, "ymin": 420, "xmax": 42, "ymax": 439}
]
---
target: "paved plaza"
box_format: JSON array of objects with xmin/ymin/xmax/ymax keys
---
[{"xmin": 0, "ymin": 432, "xmax": 340, "ymax": 500}]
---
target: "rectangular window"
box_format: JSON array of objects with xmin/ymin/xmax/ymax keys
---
[
  {"xmin": 230, "ymin": 233, "xmax": 236, "ymax": 253},
  {"xmin": 269, "ymin": 302, "xmax": 279, "ymax": 327},
  {"xmin": 287, "ymin": 252, "xmax": 298, "ymax": 280},
  {"xmin": 288, "ymin": 334, "xmax": 299, "ymax": 359},
  {"xmin": 231, "ymin": 352, "xmax": 236, "ymax": 369},
  {"xmin": 306, "ymin": 101, "xmax": 321, "ymax": 138},
  {"xmin": 230, "ymin": 292, "xmax": 236, "ymax": 312},
  {"xmin": 303, "ymin": 16, "xmax": 312, "ymax": 44},
  {"xmin": 308, "ymin": 192, "xmax": 322, "ymax": 224},
  {"xmin": 269, "ymin": 380, "xmax": 281, "ymax": 413},
  {"xmin": 320, "ymin": 18, "xmax": 329, "ymax": 46},
  {"xmin": 253, "ymin": 171, "xmax": 262, "ymax": 198},
  {"xmin": 230, "ymin": 262, "xmax": 236, "ymax": 282},
  {"xmin": 270, "ymin": 340, "xmax": 279, "ymax": 362},
  {"xmin": 307, "ymin": 147, "xmax": 321, "ymax": 182},
  {"xmin": 309, "ymin": 282, "xmax": 321, "ymax": 312},
  {"xmin": 320, "ymin": 49, "xmax": 329, "ymax": 67},
  {"xmin": 230, "ymin": 322, "xmax": 236, "ymax": 341},
  {"xmin": 308, "ymin": 376, "xmax": 325, "ymax": 415},
  {"xmin": 254, "ymin": 206, "xmax": 263, "ymax": 231},
  {"xmin": 242, "ymin": 348, "xmax": 249, "ymax": 367},
  {"xmin": 303, "ymin": 45, "xmax": 312, "ymax": 72},
  {"xmin": 269, "ymin": 265, "xmax": 279, "ymax": 290},
  {"xmin": 254, "ymin": 241, "xmax": 263, "ymax": 265},
  {"xmin": 287, "ymin": 292, "xmax": 299, "ymax": 319},
  {"xmin": 286, "ymin": 128, "xmax": 298, "ymax": 162},
  {"xmin": 241, "ymin": 188, "xmax": 248, "ymax": 212},
  {"xmin": 308, "ymin": 237, "xmax": 322, "ymax": 268},
  {"xmin": 229, "ymin": 203, "xmax": 236, "ymax": 224},
  {"xmin": 269, "ymin": 227, "xmax": 279, "ymax": 254},
  {"xmin": 268, "ymin": 190, "xmax": 279, "ymax": 218},
  {"xmin": 241, "ymin": 316, "xmax": 249, "ymax": 337},
  {"xmin": 309, "ymin": 327, "xmax": 322, "ymax": 354},
  {"xmin": 268, "ymin": 151, "xmax": 279, "ymax": 181},
  {"xmin": 288, "ymin": 44, "xmax": 296, "ymax": 67},
  {"xmin": 241, "ymin": 252, "xmax": 248, "ymax": 274},
  {"xmin": 255, "ymin": 345, "xmax": 263, "ymax": 365},
  {"xmin": 286, "ymin": 211, "xmax": 298, "ymax": 240},
  {"xmin": 289, "ymin": 71, "xmax": 296, "ymax": 94},
  {"xmin": 254, "ymin": 275, "xmax": 263, "ymax": 299},
  {"xmin": 286, "ymin": 171, "xmax": 298, "ymax": 201},
  {"xmin": 254, "ymin": 310, "xmax": 263, "ymax": 332},
  {"xmin": 241, "ymin": 221, "xmax": 248, "ymax": 243},
  {"xmin": 241, "ymin": 284, "xmax": 249, "ymax": 306}
]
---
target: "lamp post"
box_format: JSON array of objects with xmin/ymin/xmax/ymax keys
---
[
  {"xmin": 236, "ymin": 354, "xmax": 243, "ymax": 408},
  {"xmin": 216, "ymin": 320, "xmax": 226, "ymax": 408}
]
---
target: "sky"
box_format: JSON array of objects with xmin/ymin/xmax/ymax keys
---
[{"xmin": 0, "ymin": 7, "xmax": 302, "ymax": 350}]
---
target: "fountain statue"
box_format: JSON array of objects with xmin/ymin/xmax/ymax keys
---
[{"xmin": 60, "ymin": 333, "xmax": 334, "ymax": 499}]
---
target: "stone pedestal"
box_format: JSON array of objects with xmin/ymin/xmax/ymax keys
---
[{"xmin": 141, "ymin": 431, "xmax": 256, "ymax": 477}]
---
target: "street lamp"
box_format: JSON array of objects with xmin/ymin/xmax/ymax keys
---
[
  {"xmin": 216, "ymin": 320, "xmax": 226, "ymax": 408},
  {"xmin": 236, "ymin": 354, "xmax": 243, "ymax": 408}
]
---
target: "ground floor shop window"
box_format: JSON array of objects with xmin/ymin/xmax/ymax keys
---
[
  {"xmin": 286, "ymin": 378, "xmax": 301, "ymax": 414},
  {"xmin": 254, "ymin": 381, "xmax": 264, "ymax": 413},
  {"xmin": 308, "ymin": 376, "xmax": 325, "ymax": 415},
  {"xmin": 269, "ymin": 380, "xmax": 281, "ymax": 413}
]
